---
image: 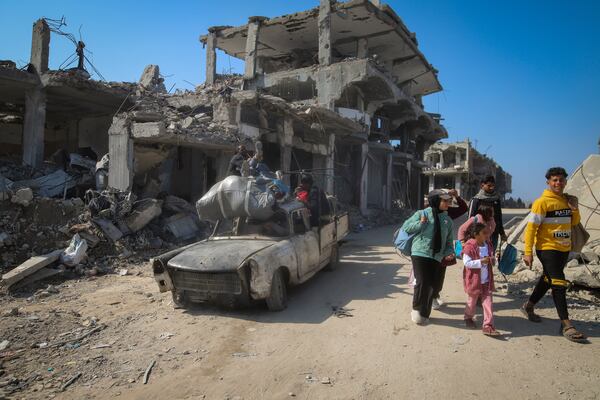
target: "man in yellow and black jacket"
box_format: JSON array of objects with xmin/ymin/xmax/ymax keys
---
[{"xmin": 520, "ymin": 167, "xmax": 586, "ymax": 343}]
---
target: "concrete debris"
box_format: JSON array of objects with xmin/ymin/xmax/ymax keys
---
[
  {"xmin": 92, "ymin": 218, "xmax": 123, "ymax": 242},
  {"xmin": 1, "ymin": 249, "xmax": 63, "ymax": 288},
  {"xmin": 10, "ymin": 188, "xmax": 33, "ymax": 207},
  {"xmin": 124, "ymin": 198, "xmax": 162, "ymax": 232},
  {"xmin": 139, "ymin": 65, "xmax": 166, "ymax": 93},
  {"xmin": 11, "ymin": 267, "xmax": 62, "ymax": 289},
  {"xmin": 164, "ymin": 213, "xmax": 200, "ymax": 240},
  {"xmin": 565, "ymin": 264, "xmax": 600, "ymax": 289}
]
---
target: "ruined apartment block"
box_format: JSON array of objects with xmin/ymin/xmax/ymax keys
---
[
  {"xmin": 423, "ymin": 140, "xmax": 512, "ymax": 200},
  {"xmin": 2, "ymin": 0, "xmax": 448, "ymax": 214}
]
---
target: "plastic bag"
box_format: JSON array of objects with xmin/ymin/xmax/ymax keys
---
[{"xmin": 60, "ymin": 234, "xmax": 88, "ymax": 267}]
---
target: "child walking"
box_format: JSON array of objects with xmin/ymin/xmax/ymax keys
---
[{"xmin": 462, "ymin": 222, "xmax": 500, "ymax": 336}]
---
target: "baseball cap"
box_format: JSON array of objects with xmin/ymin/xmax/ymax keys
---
[{"xmin": 428, "ymin": 189, "xmax": 452, "ymax": 200}]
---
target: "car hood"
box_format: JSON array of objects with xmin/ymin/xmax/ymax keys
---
[{"xmin": 167, "ymin": 239, "xmax": 277, "ymax": 272}]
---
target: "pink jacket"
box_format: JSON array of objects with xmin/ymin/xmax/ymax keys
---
[
  {"xmin": 457, "ymin": 214, "xmax": 496, "ymax": 243},
  {"xmin": 462, "ymin": 239, "xmax": 495, "ymax": 296}
]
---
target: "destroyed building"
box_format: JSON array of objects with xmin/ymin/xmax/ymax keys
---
[
  {"xmin": 2, "ymin": 0, "xmax": 447, "ymax": 218},
  {"xmin": 102, "ymin": 0, "xmax": 447, "ymax": 213},
  {"xmin": 422, "ymin": 139, "xmax": 512, "ymax": 200}
]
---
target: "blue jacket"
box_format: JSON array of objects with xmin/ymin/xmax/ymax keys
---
[{"xmin": 401, "ymin": 207, "xmax": 454, "ymax": 262}]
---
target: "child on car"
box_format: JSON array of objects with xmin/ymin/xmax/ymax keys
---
[{"xmin": 462, "ymin": 222, "xmax": 500, "ymax": 336}]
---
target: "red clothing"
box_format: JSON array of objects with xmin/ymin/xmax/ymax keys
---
[
  {"xmin": 462, "ymin": 239, "xmax": 495, "ymax": 296},
  {"xmin": 457, "ymin": 215, "xmax": 496, "ymax": 243},
  {"xmin": 296, "ymin": 190, "xmax": 309, "ymax": 204}
]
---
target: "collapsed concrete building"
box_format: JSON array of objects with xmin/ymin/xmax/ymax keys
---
[
  {"xmin": 422, "ymin": 140, "xmax": 512, "ymax": 200},
  {"xmin": 2, "ymin": 0, "xmax": 448, "ymax": 217},
  {"xmin": 0, "ymin": 19, "xmax": 135, "ymax": 169},
  {"xmin": 105, "ymin": 0, "xmax": 447, "ymax": 212}
]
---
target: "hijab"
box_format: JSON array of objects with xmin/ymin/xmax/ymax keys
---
[{"xmin": 427, "ymin": 194, "xmax": 443, "ymax": 254}]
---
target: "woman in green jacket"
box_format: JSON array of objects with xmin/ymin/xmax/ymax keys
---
[{"xmin": 401, "ymin": 190, "xmax": 456, "ymax": 324}]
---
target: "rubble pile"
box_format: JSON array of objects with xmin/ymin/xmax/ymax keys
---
[
  {"xmin": 0, "ymin": 185, "xmax": 210, "ymax": 292},
  {"xmin": 124, "ymin": 72, "xmax": 248, "ymax": 148},
  {"xmin": 344, "ymin": 204, "xmax": 412, "ymax": 232}
]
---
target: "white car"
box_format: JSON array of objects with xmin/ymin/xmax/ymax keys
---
[{"xmin": 152, "ymin": 199, "xmax": 349, "ymax": 311}]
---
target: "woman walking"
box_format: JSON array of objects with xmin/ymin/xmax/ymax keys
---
[{"xmin": 401, "ymin": 190, "xmax": 456, "ymax": 325}]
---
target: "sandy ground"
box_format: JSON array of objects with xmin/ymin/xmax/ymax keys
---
[{"xmin": 2, "ymin": 215, "xmax": 600, "ymax": 400}]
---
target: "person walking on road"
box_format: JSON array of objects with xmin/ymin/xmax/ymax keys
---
[
  {"xmin": 457, "ymin": 203, "xmax": 496, "ymax": 245},
  {"xmin": 468, "ymin": 175, "xmax": 507, "ymax": 249},
  {"xmin": 401, "ymin": 190, "xmax": 455, "ymax": 325},
  {"xmin": 462, "ymin": 222, "xmax": 500, "ymax": 336},
  {"xmin": 431, "ymin": 189, "xmax": 468, "ymax": 309},
  {"xmin": 520, "ymin": 167, "xmax": 586, "ymax": 343}
]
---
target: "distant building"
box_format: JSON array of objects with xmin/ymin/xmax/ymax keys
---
[{"xmin": 422, "ymin": 139, "xmax": 512, "ymax": 200}]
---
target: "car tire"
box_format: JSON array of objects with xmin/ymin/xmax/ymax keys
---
[
  {"xmin": 266, "ymin": 269, "xmax": 288, "ymax": 311},
  {"xmin": 326, "ymin": 244, "xmax": 340, "ymax": 271},
  {"xmin": 171, "ymin": 290, "xmax": 188, "ymax": 308}
]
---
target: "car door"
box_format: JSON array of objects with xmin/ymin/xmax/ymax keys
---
[{"xmin": 289, "ymin": 209, "xmax": 320, "ymax": 279}]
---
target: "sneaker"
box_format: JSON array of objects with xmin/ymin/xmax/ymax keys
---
[
  {"xmin": 411, "ymin": 310, "xmax": 426, "ymax": 325},
  {"xmin": 432, "ymin": 297, "xmax": 444, "ymax": 310}
]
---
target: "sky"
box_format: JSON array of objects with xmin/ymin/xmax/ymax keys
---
[{"xmin": 1, "ymin": 0, "xmax": 599, "ymax": 201}]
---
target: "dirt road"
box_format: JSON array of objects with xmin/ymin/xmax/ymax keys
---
[{"xmin": 2, "ymin": 224, "xmax": 599, "ymax": 400}]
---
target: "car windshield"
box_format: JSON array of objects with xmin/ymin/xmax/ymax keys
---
[{"xmin": 213, "ymin": 211, "xmax": 290, "ymax": 238}]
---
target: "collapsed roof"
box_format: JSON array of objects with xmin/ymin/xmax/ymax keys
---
[{"xmin": 200, "ymin": 0, "xmax": 441, "ymax": 97}]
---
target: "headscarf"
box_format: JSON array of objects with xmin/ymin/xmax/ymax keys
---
[
  {"xmin": 427, "ymin": 194, "xmax": 443, "ymax": 254},
  {"xmin": 473, "ymin": 188, "xmax": 499, "ymax": 202}
]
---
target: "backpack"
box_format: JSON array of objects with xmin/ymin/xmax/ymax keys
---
[{"xmin": 393, "ymin": 211, "xmax": 421, "ymax": 257}]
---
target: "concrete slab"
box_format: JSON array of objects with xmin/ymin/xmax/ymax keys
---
[{"xmin": 1, "ymin": 249, "xmax": 63, "ymax": 288}]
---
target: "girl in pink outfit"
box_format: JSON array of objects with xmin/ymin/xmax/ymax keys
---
[
  {"xmin": 462, "ymin": 222, "xmax": 500, "ymax": 336},
  {"xmin": 457, "ymin": 204, "xmax": 496, "ymax": 246}
]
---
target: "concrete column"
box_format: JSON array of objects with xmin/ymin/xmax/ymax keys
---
[
  {"xmin": 357, "ymin": 37, "xmax": 368, "ymax": 59},
  {"xmin": 385, "ymin": 153, "xmax": 393, "ymax": 210},
  {"xmin": 244, "ymin": 17, "xmax": 265, "ymax": 79},
  {"xmin": 359, "ymin": 142, "xmax": 369, "ymax": 215},
  {"xmin": 22, "ymin": 89, "xmax": 46, "ymax": 168},
  {"xmin": 30, "ymin": 19, "xmax": 50, "ymax": 74},
  {"xmin": 439, "ymin": 151, "xmax": 444, "ymax": 168},
  {"xmin": 108, "ymin": 117, "xmax": 134, "ymax": 191},
  {"xmin": 325, "ymin": 133, "xmax": 335, "ymax": 194},
  {"xmin": 281, "ymin": 117, "xmax": 294, "ymax": 186},
  {"xmin": 205, "ymin": 28, "xmax": 217, "ymax": 85},
  {"xmin": 318, "ymin": 0, "xmax": 332, "ymax": 66},
  {"xmin": 455, "ymin": 174, "xmax": 462, "ymax": 195},
  {"xmin": 280, "ymin": 146, "xmax": 292, "ymax": 186}
]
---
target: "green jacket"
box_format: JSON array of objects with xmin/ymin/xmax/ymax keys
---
[{"xmin": 401, "ymin": 207, "xmax": 454, "ymax": 262}]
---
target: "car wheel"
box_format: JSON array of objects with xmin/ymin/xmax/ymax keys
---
[
  {"xmin": 326, "ymin": 244, "xmax": 340, "ymax": 271},
  {"xmin": 266, "ymin": 269, "xmax": 288, "ymax": 311},
  {"xmin": 171, "ymin": 290, "xmax": 188, "ymax": 309}
]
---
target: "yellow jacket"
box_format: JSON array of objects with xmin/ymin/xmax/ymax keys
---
[{"xmin": 524, "ymin": 189, "xmax": 581, "ymax": 255}]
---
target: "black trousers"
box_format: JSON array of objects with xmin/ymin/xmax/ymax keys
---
[
  {"xmin": 432, "ymin": 266, "xmax": 447, "ymax": 299},
  {"xmin": 411, "ymin": 256, "xmax": 444, "ymax": 318},
  {"xmin": 529, "ymin": 250, "xmax": 570, "ymax": 320}
]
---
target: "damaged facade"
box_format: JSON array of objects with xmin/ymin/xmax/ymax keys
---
[
  {"xmin": 423, "ymin": 140, "xmax": 512, "ymax": 200},
  {"xmin": 2, "ymin": 0, "xmax": 447, "ymax": 221},
  {"xmin": 195, "ymin": 0, "xmax": 447, "ymax": 212}
]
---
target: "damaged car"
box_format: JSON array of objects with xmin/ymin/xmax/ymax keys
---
[{"xmin": 151, "ymin": 198, "xmax": 349, "ymax": 311}]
